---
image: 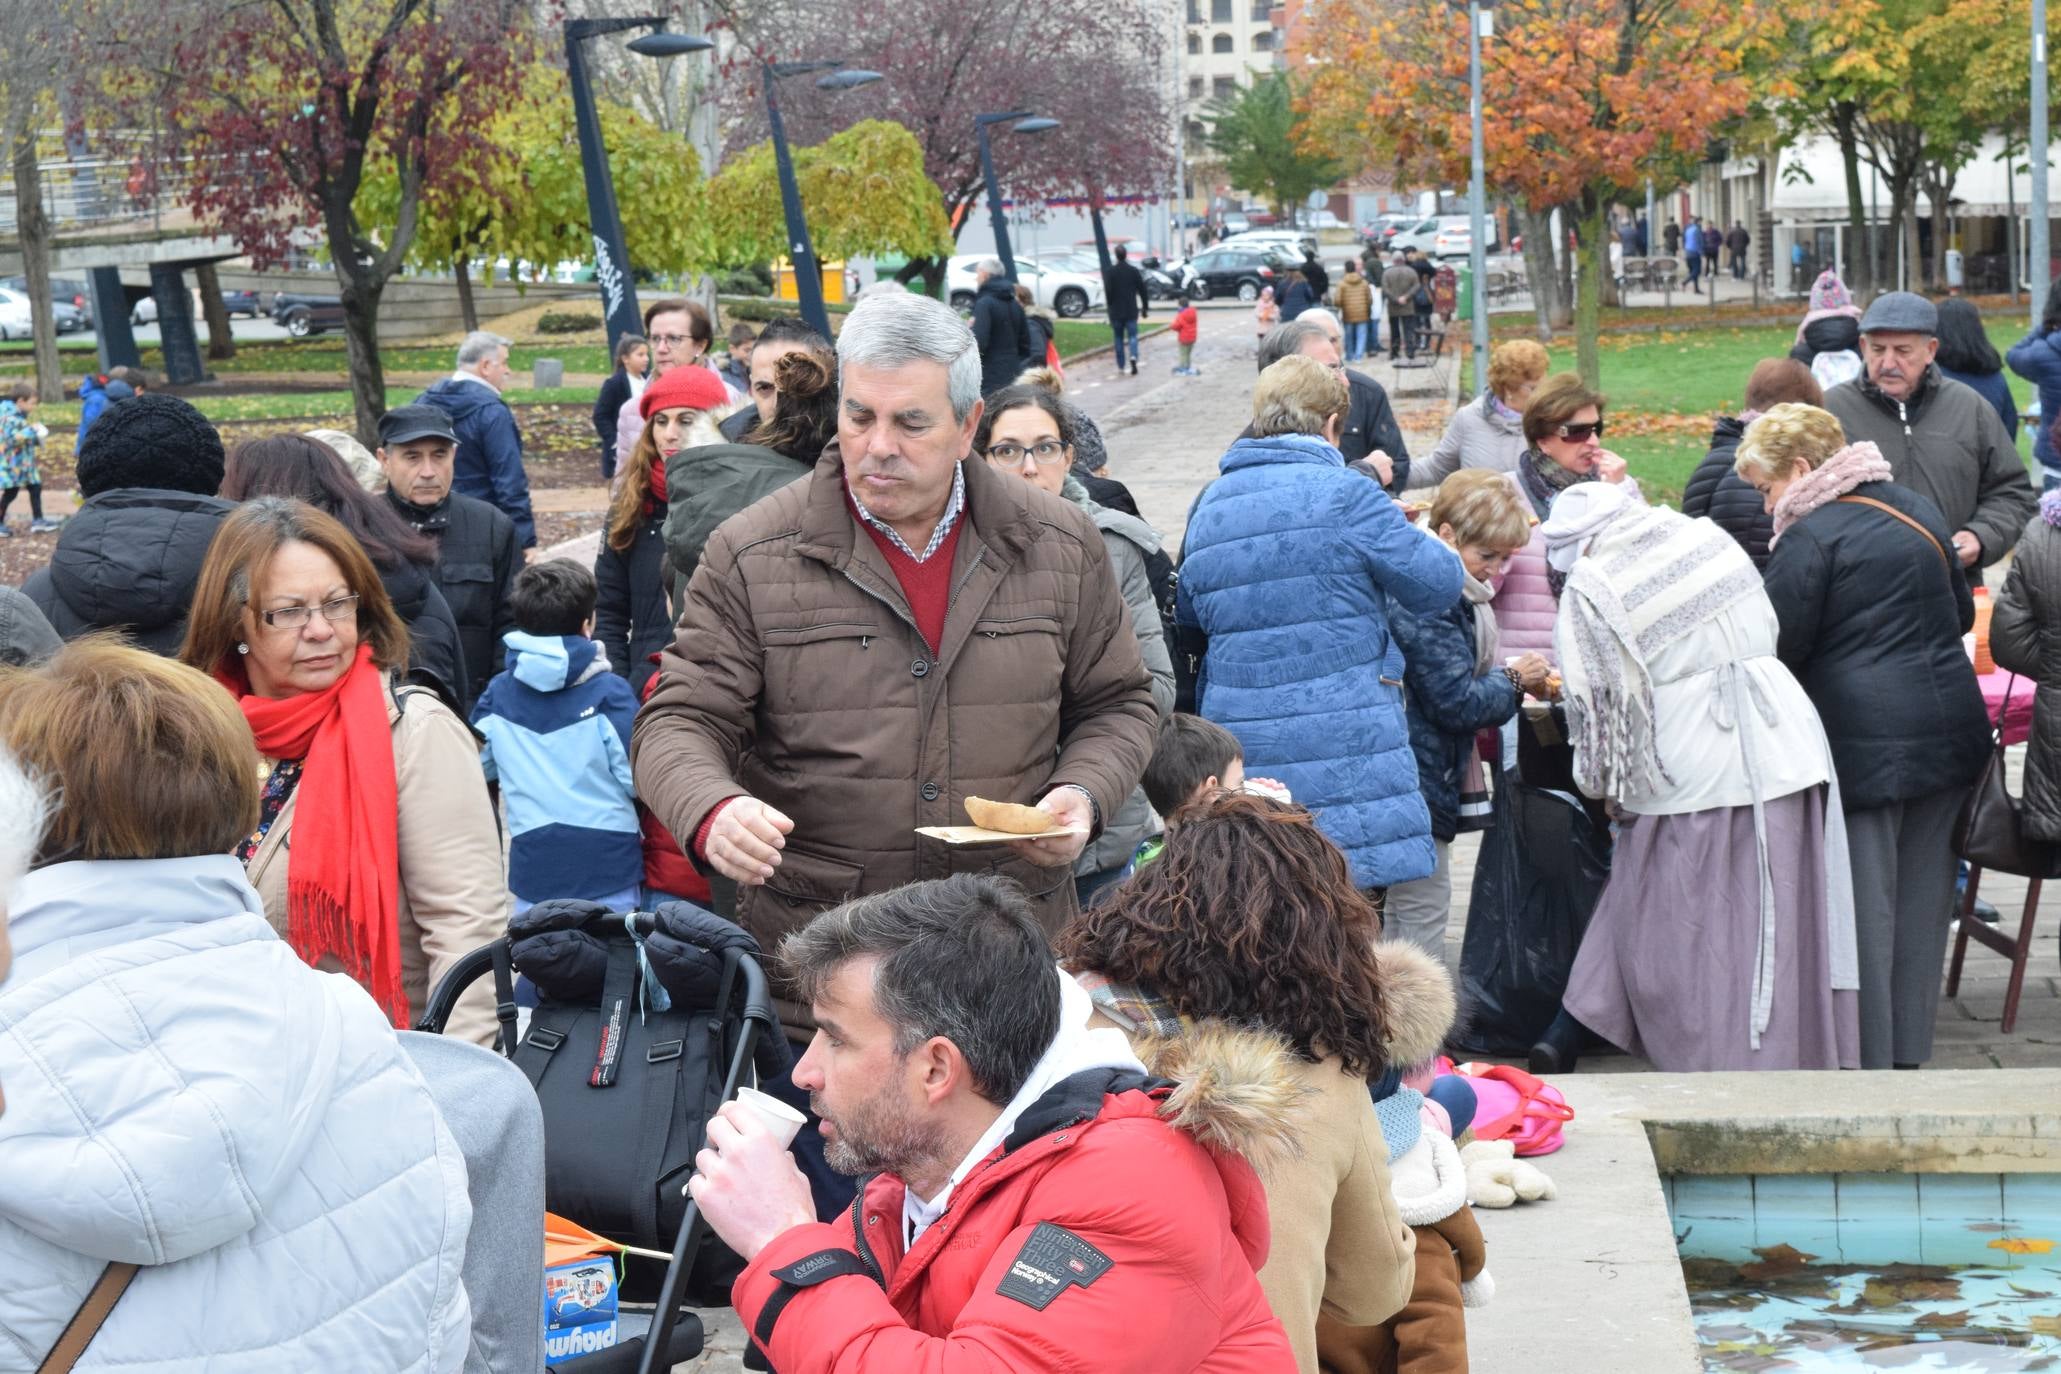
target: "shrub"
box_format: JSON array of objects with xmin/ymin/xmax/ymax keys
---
[{"xmin": 536, "ymin": 311, "xmax": 602, "ymax": 335}]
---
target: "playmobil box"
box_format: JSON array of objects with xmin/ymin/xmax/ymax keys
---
[{"xmin": 543, "ymin": 1256, "xmax": 619, "ymax": 1365}]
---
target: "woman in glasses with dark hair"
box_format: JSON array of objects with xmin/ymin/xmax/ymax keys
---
[{"xmin": 181, "ymin": 497, "xmax": 510, "ymax": 1045}]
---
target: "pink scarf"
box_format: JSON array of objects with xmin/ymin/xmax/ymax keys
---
[{"xmin": 1769, "ymin": 441, "xmax": 1895, "ymax": 542}]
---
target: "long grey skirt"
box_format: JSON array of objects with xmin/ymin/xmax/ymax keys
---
[{"xmin": 1563, "ymin": 785, "xmax": 1861, "ymax": 1071}]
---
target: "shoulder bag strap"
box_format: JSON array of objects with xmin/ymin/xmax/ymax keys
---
[
  {"xmin": 1836, "ymin": 494, "xmax": 1950, "ymax": 568},
  {"xmin": 36, "ymin": 1262, "xmax": 139, "ymax": 1374}
]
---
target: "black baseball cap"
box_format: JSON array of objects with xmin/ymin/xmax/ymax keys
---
[{"xmin": 377, "ymin": 404, "xmax": 458, "ymax": 446}]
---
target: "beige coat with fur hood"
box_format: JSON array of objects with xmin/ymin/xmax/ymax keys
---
[
  {"xmin": 244, "ymin": 680, "xmax": 511, "ymax": 1046},
  {"xmin": 1089, "ymin": 1010, "xmax": 1417, "ymax": 1373}
]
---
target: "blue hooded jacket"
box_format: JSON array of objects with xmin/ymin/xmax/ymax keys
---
[
  {"xmin": 471, "ymin": 632, "xmax": 641, "ymax": 902},
  {"xmin": 75, "ymin": 375, "xmax": 113, "ymax": 451},
  {"xmin": 1177, "ymin": 432, "xmax": 1463, "ymax": 887},
  {"xmin": 415, "ymin": 376, "xmax": 537, "ymax": 548}
]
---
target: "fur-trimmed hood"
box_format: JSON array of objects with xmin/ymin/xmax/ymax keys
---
[
  {"xmin": 1372, "ymin": 938, "xmax": 1457, "ymax": 1072},
  {"xmin": 1122, "ymin": 1020, "xmax": 1312, "ymax": 1178}
]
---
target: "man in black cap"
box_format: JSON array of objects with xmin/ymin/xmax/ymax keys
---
[
  {"xmin": 23, "ymin": 393, "xmax": 233, "ymax": 655},
  {"xmin": 379, "ymin": 403, "xmax": 521, "ymax": 713},
  {"xmin": 1822, "ymin": 290, "xmax": 2036, "ymax": 580}
]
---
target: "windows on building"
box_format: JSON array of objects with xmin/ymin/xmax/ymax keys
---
[
  {"xmin": 1188, "ymin": 30, "xmax": 1202, "ymax": 53},
  {"xmin": 1211, "ymin": 33, "xmax": 1234, "ymax": 53},
  {"xmin": 1211, "ymin": 0, "xmax": 1232, "ymax": 21},
  {"xmin": 1212, "ymin": 75, "xmax": 1237, "ymax": 99},
  {"xmin": 1252, "ymin": 29, "xmax": 1272, "ymax": 49}
]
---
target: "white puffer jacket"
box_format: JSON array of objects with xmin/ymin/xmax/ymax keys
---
[{"xmin": 0, "ymin": 855, "xmax": 473, "ymax": 1373}]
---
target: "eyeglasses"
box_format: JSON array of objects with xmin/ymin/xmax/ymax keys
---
[
  {"xmin": 260, "ymin": 594, "xmax": 360, "ymax": 630},
  {"xmin": 650, "ymin": 333, "xmax": 692, "ymax": 348},
  {"xmin": 1556, "ymin": 420, "xmax": 1605, "ymax": 442},
  {"xmin": 984, "ymin": 440, "xmax": 1069, "ymax": 468}
]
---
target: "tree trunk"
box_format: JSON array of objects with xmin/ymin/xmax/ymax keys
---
[
  {"xmin": 1517, "ymin": 202, "xmax": 1561, "ymax": 339},
  {"xmin": 10, "ymin": 129, "xmax": 60, "ymax": 402},
  {"xmin": 336, "ymin": 270, "xmax": 390, "ymax": 443},
  {"xmin": 1556, "ymin": 203, "xmax": 1579, "ymax": 323},
  {"xmin": 1575, "ymin": 195, "xmax": 1607, "ymax": 387},
  {"xmin": 194, "ymin": 261, "xmax": 237, "ymax": 362},
  {"xmin": 1833, "ymin": 102, "xmax": 1871, "ymax": 297},
  {"xmin": 454, "ymin": 255, "xmax": 479, "ymax": 334},
  {"xmin": 1926, "ymin": 167, "xmax": 1954, "ymax": 291}
]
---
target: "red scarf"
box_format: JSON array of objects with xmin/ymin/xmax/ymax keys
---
[{"xmin": 221, "ymin": 643, "xmax": 406, "ymax": 1025}]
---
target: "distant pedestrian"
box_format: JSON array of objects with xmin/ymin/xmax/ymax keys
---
[
  {"xmin": 1703, "ymin": 222, "xmax": 1722, "ymax": 285},
  {"xmin": 1684, "ymin": 219, "xmax": 1704, "ymax": 292},
  {"xmin": 1382, "ymin": 253, "xmax": 1421, "ymax": 359},
  {"xmin": 1336, "ymin": 260, "xmax": 1376, "ymax": 362},
  {"xmin": 719, "ymin": 320, "xmax": 756, "ymax": 395},
  {"xmin": 1725, "ymin": 221, "xmax": 1751, "ymax": 281},
  {"xmin": 1279, "ymin": 270, "xmax": 1317, "ymax": 323},
  {"xmin": 1104, "ymin": 244, "xmax": 1152, "ymax": 376},
  {"xmin": 414, "ymin": 330, "xmax": 537, "ymax": 551},
  {"xmin": 1635, "ymin": 213, "xmax": 1649, "ymax": 256},
  {"xmin": 1254, "ymin": 283, "xmax": 1280, "ymax": 354},
  {"xmin": 2009, "ymin": 282, "xmax": 2061, "ymax": 489},
  {"xmin": 970, "ymin": 258, "xmax": 1033, "ymax": 396},
  {"xmin": 1301, "ymin": 251, "xmax": 1329, "ymax": 304},
  {"xmin": 0, "ymin": 382, "xmax": 53, "ymax": 535},
  {"xmin": 591, "ymin": 333, "xmax": 648, "ymax": 480},
  {"xmin": 1935, "ymin": 296, "xmax": 2017, "ymax": 441},
  {"xmin": 1172, "ymin": 293, "xmax": 1201, "ymax": 375},
  {"xmin": 1017, "ymin": 282, "xmax": 1058, "ymax": 372},
  {"xmin": 1663, "ymin": 219, "xmax": 1681, "ymax": 257}
]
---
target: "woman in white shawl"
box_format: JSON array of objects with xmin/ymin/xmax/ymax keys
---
[{"xmin": 1526, "ymin": 483, "xmax": 1860, "ymax": 1072}]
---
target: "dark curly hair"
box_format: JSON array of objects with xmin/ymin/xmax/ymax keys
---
[{"xmin": 1057, "ymin": 790, "xmax": 1390, "ymax": 1076}]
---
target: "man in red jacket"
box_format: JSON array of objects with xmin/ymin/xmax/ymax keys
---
[{"xmin": 687, "ymin": 874, "xmax": 1298, "ymax": 1372}]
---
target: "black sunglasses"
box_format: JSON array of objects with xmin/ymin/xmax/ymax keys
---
[{"xmin": 1556, "ymin": 420, "xmax": 1605, "ymax": 442}]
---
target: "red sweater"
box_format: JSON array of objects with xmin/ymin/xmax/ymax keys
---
[{"xmin": 692, "ymin": 501, "xmax": 963, "ymax": 860}]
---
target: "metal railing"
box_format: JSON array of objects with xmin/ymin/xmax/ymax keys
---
[{"xmin": 0, "ymin": 156, "xmax": 222, "ymax": 238}]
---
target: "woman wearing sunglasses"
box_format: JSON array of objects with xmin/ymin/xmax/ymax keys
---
[
  {"xmin": 976, "ymin": 383, "xmax": 1175, "ymax": 906},
  {"xmin": 183, "ymin": 497, "xmax": 509, "ymax": 1046}
]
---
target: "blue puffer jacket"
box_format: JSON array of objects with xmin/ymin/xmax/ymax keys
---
[
  {"xmin": 1178, "ymin": 432, "xmax": 1464, "ymax": 886},
  {"xmin": 415, "ymin": 377, "xmax": 537, "ymax": 548},
  {"xmin": 2007, "ymin": 327, "xmax": 2061, "ymax": 475},
  {"xmin": 1387, "ymin": 592, "xmax": 1521, "ymax": 842}
]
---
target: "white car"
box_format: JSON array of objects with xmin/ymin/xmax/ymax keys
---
[
  {"xmin": 1217, "ymin": 229, "xmax": 1320, "ymax": 261},
  {"xmin": 1393, "ymin": 215, "xmax": 1499, "ymax": 259},
  {"xmin": 0, "ymin": 288, "xmax": 84, "ymax": 340},
  {"xmin": 946, "ymin": 255, "xmax": 1105, "ymax": 318}
]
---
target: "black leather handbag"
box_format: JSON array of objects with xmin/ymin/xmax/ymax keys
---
[{"xmin": 1953, "ymin": 676, "xmax": 2057, "ymax": 877}]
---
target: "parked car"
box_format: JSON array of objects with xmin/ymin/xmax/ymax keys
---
[
  {"xmin": 271, "ymin": 292, "xmax": 347, "ymax": 338},
  {"xmin": 0, "ymin": 287, "xmax": 83, "ymax": 339},
  {"xmin": 1218, "ymin": 229, "xmax": 1321, "ymax": 261},
  {"xmin": 1179, "ymin": 246, "xmax": 1294, "ymax": 303},
  {"xmin": 132, "ymin": 288, "xmax": 266, "ymax": 325},
  {"xmin": 1218, "ymin": 212, "xmax": 1251, "ymax": 237},
  {"xmin": 1389, "ymin": 214, "xmax": 1499, "ymax": 259},
  {"xmin": 944, "ymin": 255, "xmax": 1104, "ymax": 318},
  {"xmin": 1360, "ymin": 213, "xmax": 1418, "ymax": 251},
  {"xmin": 1, "ymin": 276, "xmax": 93, "ymax": 329}
]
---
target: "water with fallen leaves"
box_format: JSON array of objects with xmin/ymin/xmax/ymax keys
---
[{"xmin": 1686, "ymin": 1246, "xmax": 2061, "ymax": 1370}]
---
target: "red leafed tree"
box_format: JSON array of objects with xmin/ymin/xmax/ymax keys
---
[
  {"xmin": 88, "ymin": 0, "xmax": 534, "ymax": 437},
  {"xmin": 1303, "ymin": 0, "xmax": 1803, "ymax": 380},
  {"xmin": 716, "ymin": 0, "xmax": 1176, "ymax": 295}
]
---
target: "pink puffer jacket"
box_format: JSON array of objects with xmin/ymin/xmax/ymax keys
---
[{"xmin": 1491, "ymin": 473, "xmax": 1557, "ymax": 659}]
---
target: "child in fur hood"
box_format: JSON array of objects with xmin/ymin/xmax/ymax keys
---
[{"xmin": 1320, "ymin": 938, "xmax": 1489, "ymax": 1374}]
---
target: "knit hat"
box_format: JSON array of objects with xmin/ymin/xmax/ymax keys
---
[
  {"xmin": 1808, "ymin": 269, "xmax": 1855, "ymax": 315},
  {"xmin": 74, "ymin": 393, "xmax": 225, "ymax": 498},
  {"xmin": 1858, "ymin": 290, "xmax": 1938, "ymax": 337},
  {"xmin": 639, "ymin": 362, "xmax": 730, "ymax": 420}
]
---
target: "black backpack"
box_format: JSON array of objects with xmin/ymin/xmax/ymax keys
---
[
  {"xmin": 509, "ymin": 901, "xmax": 789, "ymax": 1303},
  {"xmin": 1142, "ymin": 542, "xmax": 1204, "ymax": 714}
]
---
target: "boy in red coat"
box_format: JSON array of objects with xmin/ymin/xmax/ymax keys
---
[{"xmin": 1172, "ymin": 294, "xmax": 1201, "ymax": 376}]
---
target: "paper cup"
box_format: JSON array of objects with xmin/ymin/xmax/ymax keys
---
[{"xmin": 734, "ymin": 1086, "xmax": 807, "ymax": 1148}]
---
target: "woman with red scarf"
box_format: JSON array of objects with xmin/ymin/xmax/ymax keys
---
[
  {"xmin": 182, "ymin": 497, "xmax": 510, "ymax": 1044},
  {"xmin": 595, "ymin": 364, "xmax": 730, "ymax": 696}
]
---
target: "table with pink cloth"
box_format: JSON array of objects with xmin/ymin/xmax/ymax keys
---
[{"xmin": 1980, "ymin": 665, "xmax": 2035, "ymax": 745}]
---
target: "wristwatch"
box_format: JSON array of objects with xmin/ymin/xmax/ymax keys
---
[{"xmin": 1049, "ymin": 783, "xmax": 1101, "ymax": 837}]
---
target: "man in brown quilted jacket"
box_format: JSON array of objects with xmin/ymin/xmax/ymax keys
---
[{"xmin": 632, "ymin": 289, "xmax": 1157, "ymax": 993}]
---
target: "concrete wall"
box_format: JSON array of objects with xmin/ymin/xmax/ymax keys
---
[{"xmin": 119, "ymin": 265, "xmax": 600, "ymax": 342}]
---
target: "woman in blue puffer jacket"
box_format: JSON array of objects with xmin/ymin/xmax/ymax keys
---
[
  {"xmin": 1178, "ymin": 354, "xmax": 1463, "ymax": 893},
  {"xmin": 2007, "ymin": 284, "xmax": 2061, "ymax": 489}
]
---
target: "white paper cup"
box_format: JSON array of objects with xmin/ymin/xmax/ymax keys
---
[{"xmin": 734, "ymin": 1086, "xmax": 807, "ymax": 1148}]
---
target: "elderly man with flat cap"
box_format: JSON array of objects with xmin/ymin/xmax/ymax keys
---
[{"xmin": 1822, "ymin": 290, "xmax": 2037, "ymax": 582}]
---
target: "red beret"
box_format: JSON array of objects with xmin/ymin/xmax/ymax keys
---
[{"xmin": 640, "ymin": 362, "xmax": 732, "ymax": 420}]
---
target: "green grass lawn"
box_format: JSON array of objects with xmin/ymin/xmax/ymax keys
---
[
  {"xmin": 1054, "ymin": 319, "xmax": 1166, "ymax": 360},
  {"xmin": 34, "ymin": 384, "xmax": 597, "ymax": 427}
]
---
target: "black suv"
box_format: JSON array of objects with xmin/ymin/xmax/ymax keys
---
[{"xmin": 271, "ymin": 292, "xmax": 347, "ymax": 338}]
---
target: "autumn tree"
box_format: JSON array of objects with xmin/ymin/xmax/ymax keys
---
[
  {"xmin": 1204, "ymin": 72, "xmax": 1346, "ymax": 220},
  {"xmin": 715, "ymin": 0, "xmax": 1174, "ymax": 295},
  {"xmin": 1, "ymin": 7, "xmax": 70, "ymax": 401},
  {"xmin": 89, "ymin": 0, "xmax": 532, "ymax": 438},
  {"xmin": 705, "ymin": 120, "xmax": 953, "ymax": 267},
  {"xmin": 1304, "ymin": 0, "xmax": 1795, "ymax": 381}
]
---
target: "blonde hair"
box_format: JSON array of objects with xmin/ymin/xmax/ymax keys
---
[
  {"xmin": 1486, "ymin": 340, "xmax": 1550, "ymax": 399},
  {"xmin": 1429, "ymin": 469, "xmax": 1532, "ymax": 550},
  {"xmin": 1734, "ymin": 402, "xmax": 1848, "ymax": 484},
  {"xmin": 608, "ymin": 407, "xmax": 724, "ymax": 553},
  {"xmin": 1252, "ymin": 354, "xmax": 1349, "ymax": 438}
]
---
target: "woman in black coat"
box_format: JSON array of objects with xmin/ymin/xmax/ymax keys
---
[
  {"xmin": 1681, "ymin": 358, "xmax": 1822, "ymax": 570},
  {"xmin": 591, "ymin": 334, "xmax": 648, "ymax": 480},
  {"xmin": 1742, "ymin": 403, "xmax": 1989, "ymax": 1071}
]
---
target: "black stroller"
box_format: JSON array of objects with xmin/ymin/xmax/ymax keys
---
[{"xmin": 417, "ymin": 900, "xmax": 785, "ymax": 1374}]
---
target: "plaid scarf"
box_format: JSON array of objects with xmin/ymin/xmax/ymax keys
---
[{"xmin": 1073, "ymin": 970, "xmax": 1188, "ymax": 1038}]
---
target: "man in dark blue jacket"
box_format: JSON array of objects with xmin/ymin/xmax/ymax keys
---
[
  {"xmin": 414, "ymin": 330, "xmax": 537, "ymax": 551},
  {"xmin": 1103, "ymin": 245, "xmax": 1152, "ymax": 377}
]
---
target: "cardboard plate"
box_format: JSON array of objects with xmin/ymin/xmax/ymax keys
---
[{"xmin": 915, "ymin": 824, "xmax": 1087, "ymax": 846}]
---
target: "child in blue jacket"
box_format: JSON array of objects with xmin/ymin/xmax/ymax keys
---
[{"xmin": 471, "ymin": 558, "xmax": 643, "ymax": 913}]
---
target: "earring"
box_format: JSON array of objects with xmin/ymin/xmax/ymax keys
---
[{"xmin": 236, "ymin": 642, "xmax": 249, "ymax": 656}]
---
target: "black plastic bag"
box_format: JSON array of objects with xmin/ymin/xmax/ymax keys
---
[{"xmin": 1456, "ymin": 775, "xmax": 1612, "ymax": 1055}]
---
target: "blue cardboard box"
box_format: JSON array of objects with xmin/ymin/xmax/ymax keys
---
[{"xmin": 544, "ymin": 1257, "xmax": 619, "ymax": 1365}]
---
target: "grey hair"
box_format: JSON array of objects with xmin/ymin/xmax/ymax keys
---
[
  {"xmin": 1252, "ymin": 353, "xmax": 1349, "ymax": 438},
  {"xmin": 974, "ymin": 258, "xmax": 1004, "ymax": 278},
  {"xmin": 1297, "ymin": 307, "xmax": 1342, "ymax": 341},
  {"xmin": 836, "ymin": 291, "xmax": 984, "ymax": 423},
  {"xmin": 0, "ymin": 749, "xmax": 48, "ymax": 896},
  {"xmin": 456, "ymin": 330, "xmax": 512, "ymax": 369},
  {"xmin": 779, "ymin": 873, "xmax": 1061, "ymax": 1105},
  {"xmin": 1257, "ymin": 318, "xmax": 1329, "ymax": 371}
]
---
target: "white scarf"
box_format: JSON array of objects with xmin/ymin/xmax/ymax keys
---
[{"xmin": 1460, "ymin": 569, "xmax": 1499, "ymax": 675}]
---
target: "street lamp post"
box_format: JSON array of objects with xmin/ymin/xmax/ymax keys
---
[
  {"xmin": 975, "ymin": 111, "xmax": 1059, "ymax": 281},
  {"xmin": 764, "ymin": 61, "xmax": 882, "ymax": 338},
  {"xmin": 1466, "ymin": 0, "xmax": 1493, "ymax": 392},
  {"xmin": 565, "ymin": 17, "xmax": 712, "ymax": 354},
  {"xmin": 2032, "ymin": 0, "xmax": 2049, "ymax": 326}
]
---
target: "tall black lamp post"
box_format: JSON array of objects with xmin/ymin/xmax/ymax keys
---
[
  {"xmin": 764, "ymin": 61, "xmax": 882, "ymax": 338},
  {"xmin": 565, "ymin": 17, "xmax": 712, "ymax": 353},
  {"xmin": 974, "ymin": 111, "xmax": 1058, "ymax": 281}
]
